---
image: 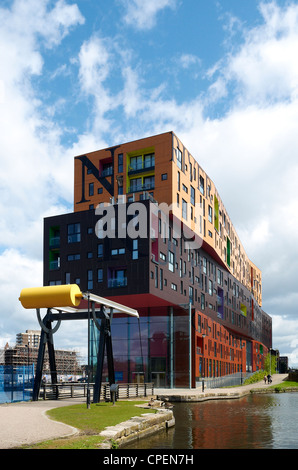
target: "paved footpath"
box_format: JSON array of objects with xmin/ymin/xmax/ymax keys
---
[
  {"xmin": 0, "ymin": 397, "xmax": 84, "ymax": 449},
  {"xmin": 0, "ymin": 374, "xmax": 288, "ymax": 449},
  {"xmin": 155, "ymin": 374, "xmax": 289, "ymax": 401}
]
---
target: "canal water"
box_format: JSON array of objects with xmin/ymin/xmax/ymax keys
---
[{"xmin": 126, "ymin": 393, "xmax": 298, "ymax": 449}]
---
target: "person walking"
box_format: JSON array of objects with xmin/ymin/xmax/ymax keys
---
[
  {"xmin": 267, "ymin": 374, "xmax": 272, "ymax": 384},
  {"xmin": 264, "ymin": 375, "xmax": 267, "ymax": 384}
]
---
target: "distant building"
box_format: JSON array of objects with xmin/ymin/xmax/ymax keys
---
[
  {"xmin": 279, "ymin": 356, "xmax": 289, "ymax": 373},
  {"xmin": 2, "ymin": 330, "xmax": 82, "ymax": 377},
  {"xmin": 16, "ymin": 330, "xmax": 41, "ymax": 348}
]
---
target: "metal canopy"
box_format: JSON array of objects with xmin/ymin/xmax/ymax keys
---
[{"xmin": 53, "ymin": 291, "xmax": 139, "ymax": 318}]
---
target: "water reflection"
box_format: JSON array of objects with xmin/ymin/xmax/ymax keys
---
[{"xmin": 125, "ymin": 393, "xmax": 298, "ymax": 449}]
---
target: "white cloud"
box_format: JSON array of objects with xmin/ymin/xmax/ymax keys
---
[
  {"xmin": 179, "ymin": 54, "xmax": 201, "ymax": 69},
  {"xmin": 213, "ymin": 1, "xmax": 298, "ymax": 104},
  {"xmin": 0, "ymin": 0, "xmax": 85, "ymax": 347},
  {"xmin": 0, "ymin": 249, "xmax": 42, "ymax": 345},
  {"xmin": 0, "ymin": 0, "xmax": 84, "ymax": 254},
  {"xmin": 120, "ymin": 0, "xmax": 178, "ymax": 30}
]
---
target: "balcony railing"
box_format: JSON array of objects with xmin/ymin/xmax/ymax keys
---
[
  {"xmin": 49, "ymin": 260, "xmax": 60, "ymax": 270},
  {"xmin": 128, "ymin": 183, "xmax": 155, "ymax": 193},
  {"xmin": 101, "ymin": 167, "xmax": 113, "ymax": 177},
  {"xmin": 128, "ymin": 163, "xmax": 155, "ymax": 174},
  {"xmin": 108, "ymin": 278, "xmax": 127, "ymax": 288},
  {"xmin": 49, "ymin": 237, "xmax": 60, "ymax": 248}
]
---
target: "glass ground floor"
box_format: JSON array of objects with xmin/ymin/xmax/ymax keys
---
[
  {"xmin": 89, "ymin": 309, "xmax": 265, "ymax": 388},
  {"xmin": 90, "ymin": 310, "xmax": 190, "ymax": 388}
]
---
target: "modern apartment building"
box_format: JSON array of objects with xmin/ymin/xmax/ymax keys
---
[
  {"xmin": 44, "ymin": 131, "xmax": 272, "ymax": 387},
  {"xmin": 16, "ymin": 330, "xmax": 41, "ymax": 348}
]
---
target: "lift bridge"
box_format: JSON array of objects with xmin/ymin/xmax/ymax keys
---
[{"xmin": 19, "ymin": 284, "xmax": 139, "ymax": 405}]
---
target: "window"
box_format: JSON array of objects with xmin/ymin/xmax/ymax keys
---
[
  {"xmin": 118, "ymin": 154, "xmax": 123, "ymax": 173},
  {"xmin": 208, "ymin": 205, "xmax": 213, "ymax": 223},
  {"xmin": 159, "ymin": 252, "xmax": 166, "ymax": 261},
  {"xmin": 199, "ymin": 176, "xmax": 204, "ymax": 195},
  {"xmin": 160, "ymin": 268, "xmax": 163, "ymax": 290},
  {"xmin": 87, "ymin": 252, "xmax": 93, "ymax": 258},
  {"xmin": 182, "ymin": 199, "xmax": 187, "ymax": 220},
  {"xmin": 182, "ymin": 183, "xmax": 188, "ymax": 193},
  {"xmin": 189, "ymin": 286, "xmax": 194, "ymax": 304},
  {"xmin": 102, "ymin": 163, "xmax": 113, "ymax": 176},
  {"xmin": 97, "ymin": 244, "xmax": 103, "ymax": 258},
  {"xmin": 130, "ymin": 155, "xmax": 143, "ymax": 171},
  {"xmin": 144, "ymin": 153, "xmax": 155, "ymax": 168},
  {"xmin": 111, "ymin": 248, "xmax": 125, "ymax": 255},
  {"xmin": 201, "ymin": 293, "xmax": 205, "ymax": 310},
  {"xmin": 209, "ymin": 280, "xmax": 213, "ymax": 296},
  {"xmin": 132, "ymin": 239, "xmax": 138, "ymax": 259},
  {"xmin": 65, "ymin": 272, "xmax": 70, "ymax": 284},
  {"xmin": 190, "ymin": 186, "xmax": 195, "ymax": 205},
  {"xmin": 217, "ymin": 268, "xmax": 223, "ymax": 286},
  {"xmin": 171, "ymin": 283, "xmax": 177, "ymax": 291},
  {"xmin": 177, "ymin": 171, "xmax": 180, "ymax": 191},
  {"xmin": 97, "ymin": 269, "xmax": 103, "ymax": 283},
  {"xmin": 68, "ymin": 223, "xmax": 81, "ymax": 243},
  {"xmin": 198, "ymin": 314, "xmax": 201, "ymax": 333},
  {"xmin": 202, "ymin": 257, "xmax": 207, "ymax": 274},
  {"xmin": 67, "ymin": 254, "xmax": 80, "ymax": 261},
  {"xmin": 143, "ymin": 175, "xmax": 154, "ymax": 190},
  {"xmin": 168, "ymin": 251, "xmax": 174, "ymax": 272},
  {"xmin": 176, "ymin": 148, "xmax": 182, "ymax": 169},
  {"xmin": 130, "ymin": 177, "xmax": 142, "ymax": 192},
  {"xmin": 89, "ymin": 182, "xmax": 94, "ymax": 196},
  {"xmin": 87, "ymin": 270, "xmax": 93, "ymax": 290},
  {"xmin": 161, "ymin": 173, "xmax": 167, "ymax": 180}
]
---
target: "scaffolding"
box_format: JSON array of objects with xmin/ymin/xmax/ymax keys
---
[{"xmin": 2, "ymin": 345, "xmax": 82, "ymax": 378}]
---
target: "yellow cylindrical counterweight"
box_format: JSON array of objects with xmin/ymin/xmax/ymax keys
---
[{"xmin": 19, "ymin": 284, "xmax": 83, "ymax": 309}]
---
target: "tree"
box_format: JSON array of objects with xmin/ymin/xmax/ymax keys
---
[{"xmin": 264, "ymin": 352, "xmax": 276, "ymax": 374}]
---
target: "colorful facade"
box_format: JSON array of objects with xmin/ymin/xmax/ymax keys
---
[{"xmin": 44, "ymin": 131, "xmax": 272, "ymax": 387}]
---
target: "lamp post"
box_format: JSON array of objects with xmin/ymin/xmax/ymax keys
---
[
  {"xmin": 202, "ymin": 334, "xmax": 206, "ymax": 392},
  {"xmin": 189, "ymin": 301, "xmax": 192, "ymax": 389},
  {"xmin": 87, "ymin": 292, "xmax": 91, "ymax": 409},
  {"xmin": 179, "ymin": 301, "xmax": 193, "ymax": 389}
]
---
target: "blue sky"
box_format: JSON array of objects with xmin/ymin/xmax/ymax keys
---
[{"xmin": 1, "ymin": 0, "xmax": 298, "ymax": 367}]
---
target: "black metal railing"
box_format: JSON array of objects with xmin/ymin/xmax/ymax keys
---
[{"xmin": 39, "ymin": 382, "xmax": 154, "ymax": 401}]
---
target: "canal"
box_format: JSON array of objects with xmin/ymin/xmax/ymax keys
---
[{"xmin": 126, "ymin": 393, "xmax": 298, "ymax": 449}]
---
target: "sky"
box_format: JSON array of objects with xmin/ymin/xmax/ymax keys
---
[{"xmin": 0, "ymin": 0, "xmax": 298, "ymax": 367}]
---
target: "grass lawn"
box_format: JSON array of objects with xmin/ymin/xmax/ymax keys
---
[
  {"xmin": 24, "ymin": 400, "xmax": 156, "ymax": 449},
  {"xmin": 269, "ymin": 381, "xmax": 298, "ymax": 391}
]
